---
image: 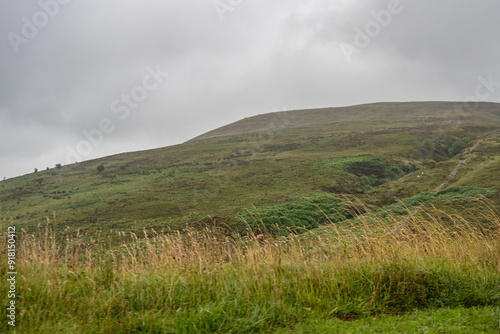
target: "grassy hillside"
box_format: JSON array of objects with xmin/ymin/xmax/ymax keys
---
[
  {"xmin": 190, "ymin": 101, "xmax": 500, "ymax": 141},
  {"xmin": 2, "ymin": 101, "xmax": 500, "ymax": 332},
  {"xmin": 1, "ymin": 102, "xmax": 500, "ymax": 238}
]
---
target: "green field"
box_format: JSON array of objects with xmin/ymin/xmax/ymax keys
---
[
  {"xmin": 1, "ymin": 101, "xmax": 500, "ymax": 332},
  {"xmin": 1, "ymin": 205, "xmax": 499, "ymax": 333}
]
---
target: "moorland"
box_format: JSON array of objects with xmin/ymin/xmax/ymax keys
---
[{"xmin": 1, "ymin": 101, "xmax": 499, "ymax": 333}]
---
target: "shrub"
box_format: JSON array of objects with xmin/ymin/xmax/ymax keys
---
[
  {"xmin": 380, "ymin": 187, "xmax": 496, "ymax": 216},
  {"xmin": 241, "ymin": 194, "xmax": 351, "ymax": 233},
  {"xmin": 318, "ymin": 156, "xmax": 418, "ymax": 189}
]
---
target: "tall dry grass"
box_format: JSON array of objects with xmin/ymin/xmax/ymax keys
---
[{"xmin": 1, "ymin": 202, "xmax": 499, "ymax": 333}]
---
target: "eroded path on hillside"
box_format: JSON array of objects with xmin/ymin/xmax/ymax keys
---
[{"xmin": 391, "ymin": 139, "xmax": 484, "ymax": 233}]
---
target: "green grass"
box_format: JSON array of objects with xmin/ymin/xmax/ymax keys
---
[
  {"xmin": 1, "ymin": 204, "xmax": 499, "ymax": 333},
  {"xmin": 380, "ymin": 187, "xmax": 496, "ymax": 216},
  {"xmin": 1, "ymin": 101, "xmax": 500, "ymax": 332},
  {"xmin": 275, "ymin": 307, "xmax": 499, "ymax": 333}
]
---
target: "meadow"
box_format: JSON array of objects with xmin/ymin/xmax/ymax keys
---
[
  {"xmin": 1, "ymin": 102, "xmax": 500, "ymax": 332},
  {"xmin": 1, "ymin": 201, "xmax": 499, "ymax": 333}
]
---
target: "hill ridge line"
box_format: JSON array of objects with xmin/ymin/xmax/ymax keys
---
[{"xmin": 188, "ymin": 101, "xmax": 500, "ymax": 143}]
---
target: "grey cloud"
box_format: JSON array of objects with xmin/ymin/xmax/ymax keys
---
[{"xmin": 1, "ymin": 0, "xmax": 499, "ymax": 179}]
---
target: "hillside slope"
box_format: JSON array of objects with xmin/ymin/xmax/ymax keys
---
[
  {"xmin": 1, "ymin": 101, "xmax": 500, "ymax": 236},
  {"xmin": 189, "ymin": 101, "xmax": 500, "ymax": 141}
]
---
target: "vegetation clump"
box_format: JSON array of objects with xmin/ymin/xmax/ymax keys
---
[
  {"xmin": 318, "ymin": 155, "xmax": 417, "ymax": 188},
  {"xmin": 240, "ymin": 194, "xmax": 350, "ymax": 233},
  {"xmin": 380, "ymin": 187, "xmax": 496, "ymax": 216}
]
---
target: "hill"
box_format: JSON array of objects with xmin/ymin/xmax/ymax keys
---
[
  {"xmin": 190, "ymin": 101, "xmax": 500, "ymax": 141},
  {"xmin": 1, "ymin": 101, "xmax": 500, "ymax": 236},
  {"xmin": 2, "ymin": 101, "xmax": 500, "ymax": 333}
]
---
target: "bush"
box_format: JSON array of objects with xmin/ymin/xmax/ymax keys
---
[
  {"xmin": 318, "ymin": 156, "xmax": 418, "ymax": 189},
  {"xmin": 241, "ymin": 194, "xmax": 351, "ymax": 233},
  {"xmin": 380, "ymin": 187, "xmax": 495, "ymax": 216}
]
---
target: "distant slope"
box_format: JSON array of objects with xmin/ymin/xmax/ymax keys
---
[
  {"xmin": 189, "ymin": 102, "xmax": 500, "ymax": 141},
  {"xmin": 1, "ymin": 101, "xmax": 500, "ymax": 236}
]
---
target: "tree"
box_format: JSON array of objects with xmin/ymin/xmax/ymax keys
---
[
  {"xmin": 55, "ymin": 164, "xmax": 62, "ymax": 169},
  {"xmin": 34, "ymin": 168, "xmax": 38, "ymax": 173},
  {"xmin": 97, "ymin": 164, "xmax": 105, "ymax": 173}
]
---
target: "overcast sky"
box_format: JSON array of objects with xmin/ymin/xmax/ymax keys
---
[{"xmin": 1, "ymin": 0, "xmax": 500, "ymax": 179}]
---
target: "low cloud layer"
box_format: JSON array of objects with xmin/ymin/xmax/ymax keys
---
[{"xmin": 1, "ymin": 0, "xmax": 500, "ymax": 179}]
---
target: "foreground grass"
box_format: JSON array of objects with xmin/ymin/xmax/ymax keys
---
[
  {"xmin": 275, "ymin": 307, "xmax": 499, "ymax": 333},
  {"xmin": 1, "ymin": 205, "xmax": 500, "ymax": 333}
]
